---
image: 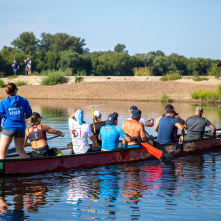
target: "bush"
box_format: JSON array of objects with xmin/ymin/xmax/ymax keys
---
[
  {"xmin": 0, "ymin": 79, "xmax": 4, "ymax": 88},
  {"xmin": 160, "ymin": 94, "xmax": 172, "ymax": 102},
  {"xmin": 107, "ymin": 77, "xmax": 111, "ymax": 80},
  {"xmin": 75, "ymin": 76, "xmax": 84, "ymax": 83},
  {"xmin": 32, "ymin": 71, "xmax": 41, "ymax": 76},
  {"xmin": 207, "ymin": 65, "xmax": 221, "ymax": 78},
  {"xmin": 15, "ymin": 80, "xmax": 28, "ymax": 86},
  {"xmin": 41, "ymin": 70, "xmax": 66, "ymax": 85},
  {"xmin": 7, "ymin": 75, "xmax": 18, "ymax": 80},
  {"xmin": 191, "ymin": 85, "xmax": 221, "ymax": 101},
  {"xmin": 0, "ymin": 72, "xmax": 6, "ymax": 78},
  {"xmin": 192, "ymin": 76, "xmax": 208, "ymax": 81},
  {"xmin": 133, "ymin": 66, "xmax": 153, "ymax": 76},
  {"xmin": 160, "ymin": 72, "xmax": 182, "ymax": 81},
  {"xmin": 63, "ymin": 68, "xmax": 73, "ymax": 76}
]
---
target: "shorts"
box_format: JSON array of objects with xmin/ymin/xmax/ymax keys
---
[
  {"xmin": 121, "ymin": 144, "xmax": 141, "ymax": 148},
  {"xmin": 27, "ymin": 67, "xmax": 31, "ymax": 72},
  {"xmin": 31, "ymin": 145, "xmax": 58, "ymax": 158},
  {"xmin": 2, "ymin": 130, "xmax": 25, "ymax": 138}
]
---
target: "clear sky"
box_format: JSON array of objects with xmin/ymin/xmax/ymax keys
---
[{"xmin": 1, "ymin": 0, "xmax": 221, "ymax": 59}]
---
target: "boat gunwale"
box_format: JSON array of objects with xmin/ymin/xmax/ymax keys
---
[{"xmin": 3, "ymin": 134, "xmax": 220, "ymax": 163}]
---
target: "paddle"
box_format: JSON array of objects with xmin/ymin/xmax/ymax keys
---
[
  {"xmin": 7, "ymin": 135, "xmax": 60, "ymax": 155},
  {"xmin": 91, "ymin": 106, "xmax": 98, "ymax": 147},
  {"xmin": 145, "ymin": 131, "xmax": 168, "ymax": 155}
]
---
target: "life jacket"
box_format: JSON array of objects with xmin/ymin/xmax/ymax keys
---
[{"xmin": 28, "ymin": 124, "xmax": 47, "ymax": 142}]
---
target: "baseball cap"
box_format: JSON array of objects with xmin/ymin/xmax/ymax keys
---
[
  {"xmin": 129, "ymin": 106, "xmax": 137, "ymax": 112},
  {"xmin": 106, "ymin": 112, "xmax": 118, "ymax": 125},
  {"xmin": 131, "ymin": 109, "xmax": 141, "ymax": 119},
  {"xmin": 165, "ymin": 104, "xmax": 174, "ymax": 109},
  {"xmin": 94, "ymin": 111, "xmax": 102, "ymax": 118},
  {"xmin": 195, "ymin": 107, "xmax": 203, "ymax": 112},
  {"xmin": 32, "ymin": 112, "xmax": 42, "ymax": 118}
]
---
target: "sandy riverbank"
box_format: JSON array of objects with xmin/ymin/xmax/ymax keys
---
[{"xmin": 0, "ymin": 76, "xmax": 219, "ymax": 102}]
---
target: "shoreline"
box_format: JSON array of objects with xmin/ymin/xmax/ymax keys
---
[{"xmin": 0, "ymin": 76, "xmax": 219, "ymax": 102}]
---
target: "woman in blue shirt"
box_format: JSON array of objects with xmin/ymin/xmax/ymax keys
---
[{"xmin": 0, "ymin": 83, "xmax": 32, "ymax": 159}]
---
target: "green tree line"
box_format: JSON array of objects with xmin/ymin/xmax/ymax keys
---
[{"xmin": 0, "ymin": 31, "xmax": 221, "ymax": 76}]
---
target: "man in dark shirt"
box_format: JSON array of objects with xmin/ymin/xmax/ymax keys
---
[
  {"xmin": 184, "ymin": 107, "xmax": 216, "ymax": 141},
  {"xmin": 90, "ymin": 111, "xmax": 106, "ymax": 148}
]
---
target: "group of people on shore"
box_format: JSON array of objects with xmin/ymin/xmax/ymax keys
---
[
  {"xmin": 12, "ymin": 58, "xmax": 31, "ymax": 76},
  {"xmin": 0, "ymin": 82, "xmax": 217, "ymax": 159}
]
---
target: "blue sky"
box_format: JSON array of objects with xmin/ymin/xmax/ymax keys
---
[{"xmin": 1, "ymin": 0, "xmax": 221, "ymax": 59}]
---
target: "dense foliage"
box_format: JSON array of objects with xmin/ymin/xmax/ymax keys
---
[{"xmin": 0, "ymin": 32, "xmax": 221, "ymax": 77}]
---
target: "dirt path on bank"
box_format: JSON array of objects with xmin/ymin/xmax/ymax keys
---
[{"xmin": 0, "ymin": 76, "xmax": 218, "ymax": 101}]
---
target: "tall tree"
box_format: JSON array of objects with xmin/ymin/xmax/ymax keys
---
[
  {"xmin": 114, "ymin": 44, "xmax": 128, "ymax": 53},
  {"xmin": 11, "ymin": 32, "xmax": 39, "ymax": 55}
]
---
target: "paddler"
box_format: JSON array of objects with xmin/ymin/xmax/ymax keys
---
[
  {"xmin": 90, "ymin": 110, "xmax": 106, "ymax": 149},
  {"xmin": 156, "ymin": 109, "xmax": 184, "ymax": 144},
  {"xmin": 69, "ymin": 110, "xmax": 97, "ymax": 154},
  {"xmin": 98, "ymin": 112, "xmax": 134, "ymax": 151},
  {"xmin": 184, "ymin": 106, "xmax": 216, "ymax": 140},
  {"xmin": 122, "ymin": 109, "xmax": 154, "ymax": 148},
  {"xmin": 154, "ymin": 104, "xmax": 185, "ymax": 139},
  {"xmin": 24, "ymin": 112, "xmax": 65, "ymax": 158}
]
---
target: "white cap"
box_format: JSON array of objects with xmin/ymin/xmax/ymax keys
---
[{"xmin": 94, "ymin": 111, "xmax": 102, "ymax": 118}]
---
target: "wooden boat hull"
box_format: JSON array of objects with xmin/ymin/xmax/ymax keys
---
[{"xmin": 1, "ymin": 136, "xmax": 221, "ymax": 175}]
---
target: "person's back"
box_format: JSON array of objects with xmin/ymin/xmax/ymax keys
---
[
  {"xmin": 69, "ymin": 118, "xmax": 92, "ymax": 154},
  {"xmin": 122, "ymin": 119, "xmax": 143, "ymax": 147},
  {"xmin": 157, "ymin": 115, "xmax": 179, "ymax": 144},
  {"xmin": 99, "ymin": 124, "xmax": 125, "ymax": 151},
  {"xmin": 185, "ymin": 107, "xmax": 216, "ymax": 141},
  {"xmin": 90, "ymin": 121, "xmax": 106, "ymax": 146}
]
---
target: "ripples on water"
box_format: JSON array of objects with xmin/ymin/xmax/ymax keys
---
[{"xmin": 2, "ymin": 100, "xmax": 221, "ymax": 220}]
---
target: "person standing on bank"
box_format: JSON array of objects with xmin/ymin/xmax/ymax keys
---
[
  {"xmin": 12, "ymin": 60, "xmax": 19, "ymax": 76},
  {"xmin": 90, "ymin": 111, "xmax": 106, "ymax": 149},
  {"xmin": 184, "ymin": 107, "xmax": 216, "ymax": 141},
  {"xmin": 0, "ymin": 83, "xmax": 32, "ymax": 159},
  {"xmin": 24, "ymin": 58, "xmax": 31, "ymax": 76}
]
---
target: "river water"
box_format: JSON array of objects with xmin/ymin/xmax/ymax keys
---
[{"xmin": 1, "ymin": 100, "xmax": 221, "ymax": 220}]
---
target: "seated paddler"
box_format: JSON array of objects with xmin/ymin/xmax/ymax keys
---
[
  {"xmin": 122, "ymin": 109, "xmax": 154, "ymax": 148},
  {"xmin": 24, "ymin": 112, "xmax": 65, "ymax": 158},
  {"xmin": 69, "ymin": 110, "xmax": 97, "ymax": 154},
  {"xmin": 98, "ymin": 112, "xmax": 134, "ymax": 151}
]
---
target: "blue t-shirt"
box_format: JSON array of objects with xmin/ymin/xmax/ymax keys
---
[
  {"xmin": 99, "ymin": 125, "xmax": 127, "ymax": 151},
  {"xmin": 12, "ymin": 63, "xmax": 19, "ymax": 69},
  {"xmin": 0, "ymin": 95, "xmax": 32, "ymax": 131},
  {"xmin": 157, "ymin": 116, "xmax": 179, "ymax": 144}
]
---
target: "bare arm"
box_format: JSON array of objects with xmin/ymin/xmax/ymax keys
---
[
  {"xmin": 154, "ymin": 116, "xmax": 162, "ymax": 132},
  {"xmin": 98, "ymin": 135, "xmax": 101, "ymax": 140},
  {"xmin": 24, "ymin": 129, "xmax": 29, "ymax": 147},
  {"xmin": 176, "ymin": 115, "xmax": 185, "ymax": 126},
  {"xmin": 175, "ymin": 123, "xmax": 185, "ymax": 141},
  {"xmin": 69, "ymin": 113, "xmax": 75, "ymax": 119},
  {"xmin": 208, "ymin": 124, "xmax": 216, "ymax": 137},
  {"xmin": 124, "ymin": 135, "xmax": 134, "ymax": 142},
  {"xmin": 42, "ymin": 125, "xmax": 63, "ymax": 136}
]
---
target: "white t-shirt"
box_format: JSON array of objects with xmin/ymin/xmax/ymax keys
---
[
  {"xmin": 69, "ymin": 118, "xmax": 93, "ymax": 154},
  {"xmin": 122, "ymin": 117, "xmax": 147, "ymax": 128}
]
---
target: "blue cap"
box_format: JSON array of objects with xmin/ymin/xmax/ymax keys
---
[
  {"xmin": 106, "ymin": 112, "xmax": 118, "ymax": 125},
  {"xmin": 131, "ymin": 109, "xmax": 141, "ymax": 119},
  {"xmin": 129, "ymin": 106, "xmax": 137, "ymax": 112}
]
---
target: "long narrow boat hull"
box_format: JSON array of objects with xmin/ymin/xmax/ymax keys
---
[{"xmin": 1, "ymin": 136, "xmax": 221, "ymax": 175}]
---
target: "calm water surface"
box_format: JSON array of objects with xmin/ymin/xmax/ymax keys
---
[{"xmin": 2, "ymin": 100, "xmax": 221, "ymax": 220}]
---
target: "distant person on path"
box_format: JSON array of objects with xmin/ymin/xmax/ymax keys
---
[
  {"xmin": 24, "ymin": 112, "xmax": 64, "ymax": 158},
  {"xmin": 99, "ymin": 112, "xmax": 134, "ymax": 151},
  {"xmin": 184, "ymin": 107, "xmax": 216, "ymax": 141},
  {"xmin": 24, "ymin": 58, "xmax": 31, "ymax": 76},
  {"xmin": 90, "ymin": 111, "xmax": 106, "ymax": 150},
  {"xmin": 0, "ymin": 83, "xmax": 32, "ymax": 159},
  {"xmin": 69, "ymin": 110, "xmax": 97, "ymax": 154},
  {"xmin": 12, "ymin": 60, "xmax": 19, "ymax": 75}
]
